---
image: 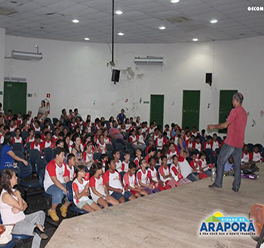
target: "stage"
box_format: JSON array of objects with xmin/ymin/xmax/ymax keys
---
[{"xmin": 46, "ymin": 165, "xmax": 264, "ymax": 248}]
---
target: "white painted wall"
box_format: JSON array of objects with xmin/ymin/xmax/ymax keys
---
[
  {"xmin": 2, "ymin": 34, "xmax": 264, "ymax": 144},
  {"xmin": 0, "ymin": 28, "xmax": 5, "ymax": 103}
]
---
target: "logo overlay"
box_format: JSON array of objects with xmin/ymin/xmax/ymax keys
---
[{"xmin": 199, "ymin": 212, "xmax": 256, "ymax": 236}]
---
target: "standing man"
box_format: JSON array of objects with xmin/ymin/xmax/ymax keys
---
[
  {"xmin": 117, "ymin": 109, "xmax": 126, "ymax": 124},
  {"xmin": 208, "ymin": 93, "xmax": 247, "ymax": 192}
]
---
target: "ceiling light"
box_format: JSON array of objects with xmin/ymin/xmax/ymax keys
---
[
  {"xmin": 171, "ymin": 0, "xmax": 180, "ymax": 3},
  {"xmin": 193, "ymin": 38, "xmax": 198, "ymax": 41},
  {"xmin": 118, "ymin": 32, "xmax": 124, "ymax": 36},
  {"xmin": 210, "ymin": 19, "xmax": 218, "ymax": 24},
  {"xmin": 115, "ymin": 10, "xmax": 123, "ymax": 15},
  {"xmin": 159, "ymin": 26, "xmax": 166, "ymax": 30},
  {"xmin": 72, "ymin": 19, "xmax": 79, "ymax": 23},
  {"xmin": 84, "ymin": 38, "xmax": 90, "ymax": 41}
]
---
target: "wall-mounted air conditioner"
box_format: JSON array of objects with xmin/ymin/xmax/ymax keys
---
[
  {"xmin": 11, "ymin": 50, "xmax": 43, "ymax": 60},
  {"xmin": 134, "ymin": 57, "xmax": 164, "ymax": 65}
]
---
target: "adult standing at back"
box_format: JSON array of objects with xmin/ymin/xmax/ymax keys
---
[
  {"xmin": 208, "ymin": 93, "xmax": 247, "ymax": 192},
  {"xmin": 117, "ymin": 109, "xmax": 126, "ymax": 124},
  {"xmin": 38, "ymin": 100, "xmax": 48, "ymax": 120}
]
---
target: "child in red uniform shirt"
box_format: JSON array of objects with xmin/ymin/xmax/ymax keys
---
[
  {"xmin": 147, "ymin": 157, "xmax": 170, "ymax": 191},
  {"xmin": 123, "ymin": 162, "xmax": 148, "ymax": 198},
  {"xmin": 137, "ymin": 159, "xmax": 159, "ymax": 194},
  {"xmin": 89, "ymin": 163, "xmax": 119, "ymax": 208},
  {"xmin": 72, "ymin": 165, "xmax": 101, "ymax": 212}
]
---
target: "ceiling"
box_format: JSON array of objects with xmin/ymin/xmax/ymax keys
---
[{"xmin": 0, "ymin": 0, "xmax": 264, "ymax": 43}]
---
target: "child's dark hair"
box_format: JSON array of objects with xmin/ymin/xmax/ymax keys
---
[
  {"xmin": 172, "ymin": 155, "xmax": 178, "ymax": 161},
  {"xmin": 74, "ymin": 165, "xmax": 86, "ymax": 179},
  {"xmin": 129, "ymin": 161, "xmax": 137, "ymax": 169},
  {"xmin": 148, "ymin": 157, "xmax": 156, "ymax": 164},
  {"xmin": 67, "ymin": 153, "xmax": 75, "ymax": 162},
  {"xmin": 54, "ymin": 147, "xmax": 65, "ymax": 157},
  {"xmin": 161, "ymin": 155, "xmax": 167, "ymax": 161},
  {"xmin": 89, "ymin": 162, "xmax": 103, "ymax": 178},
  {"xmin": 112, "ymin": 149, "xmax": 120, "ymax": 156},
  {"xmin": 199, "ymin": 151, "xmax": 207, "ymax": 157},
  {"xmin": 124, "ymin": 150, "xmax": 130, "ymax": 156},
  {"xmin": 56, "ymin": 139, "xmax": 64, "ymax": 147},
  {"xmin": 139, "ymin": 159, "xmax": 145, "ymax": 167},
  {"xmin": 100, "ymin": 154, "xmax": 107, "ymax": 162},
  {"xmin": 35, "ymin": 133, "xmax": 41, "ymax": 140}
]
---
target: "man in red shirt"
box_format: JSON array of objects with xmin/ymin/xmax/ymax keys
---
[{"xmin": 207, "ymin": 93, "xmax": 247, "ymax": 192}]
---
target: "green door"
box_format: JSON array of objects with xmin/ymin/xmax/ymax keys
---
[
  {"xmin": 219, "ymin": 90, "xmax": 237, "ymax": 134},
  {"xmin": 150, "ymin": 95, "xmax": 164, "ymax": 128},
  {"xmin": 4, "ymin": 82, "xmax": 27, "ymax": 115},
  {"xmin": 182, "ymin": 90, "xmax": 200, "ymax": 130}
]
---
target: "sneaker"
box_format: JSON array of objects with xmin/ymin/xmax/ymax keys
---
[
  {"xmin": 60, "ymin": 205, "xmax": 68, "ymax": 218},
  {"xmin": 48, "ymin": 209, "xmax": 59, "ymax": 222}
]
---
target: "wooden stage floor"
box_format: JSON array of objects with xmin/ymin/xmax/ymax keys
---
[{"xmin": 46, "ymin": 164, "xmax": 264, "ymax": 248}]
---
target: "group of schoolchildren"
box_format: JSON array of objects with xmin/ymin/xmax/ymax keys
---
[{"xmin": 0, "ymin": 106, "xmax": 263, "ymax": 222}]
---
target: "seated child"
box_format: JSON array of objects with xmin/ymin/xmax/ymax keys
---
[
  {"xmin": 100, "ymin": 154, "xmax": 108, "ymax": 173},
  {"xmin": 158, "ymin": 156, "xmax": 180, "ymax": 188},
  {"xmin": 178, "ymin": 150, "xmax": 199, "ymax": 182},
  {"xmin": 250, "ymin": 145, "xmax": 262, "ymax": 163},
  {"xmin": 224, "ymin": 156, "xmax": 234, "ymax": 176},
  {"xmin": 167, "ymin": 142, "xmax": 179, "ymax": 165},
  {"xmin": 134, "ymin": 148, "xmax": 143, "ymax": 169},
  {"xmin": 13, "ymin": 128, "xmax": 23, "ymax": 144},
  {"xmin": 147, "ymin": 157, "xmax": 169, "ymax": 191},
  {"xmin": 123, "ymin": 162, "xmax": 148, "ymax": 198},
  {"xmin": 198, "ymin": 152, "xmax": 214, "ymax": 177},
  {"xmin": 170, "ymin": 155, "xmax": 192, "ymax": 184},
  {"xmin": 113, "ymin": 149, "xmax": 122, "ymax": 172},
  {"xmin": 89, "ymin": 163, "xmax": 119, "ymax": 208},
  {"xmin": 83, "ymin": 142, "xmax": 94, "ymax": 169},
  {"xmin": 137, "ymin": 159, "xmax": 159, "ymax": 194},
  {"xmin": 72, "ymin": 165, "xmax": 101, "ymax": 212},
  {"xmin": 103, "ymin": 158, "xmax": 135, "ymax": 203},
  {"xmin": 66, "ymin": 153, "xmax": 76, "ymax": 181},
  {"xmin": 241, "ymin": 144, "xmax": 250, "ymax": 169},
  {"xmin": 203, "ymin": 136, "xmax": 212, "ymax": 150},
  {"xmin": 121, "ymin": 151, "xmax": 130, "ymax": 172}
]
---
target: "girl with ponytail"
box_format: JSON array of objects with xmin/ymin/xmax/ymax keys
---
[{"xmin": 72, "ymin": 165, "xmax": 101, "ymax": 212}]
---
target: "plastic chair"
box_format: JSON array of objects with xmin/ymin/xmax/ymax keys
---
[
  {"xmin": 116, "ymin": 143, "xmax": 124, "ymax": 152},
  {"xmin": 66, "ymin": 181, "xmax": 88, "ymax": 215},
  {"xmin": 36, "ymin": 158, "xmax": 47, "ymax": 187},
  {"xmin": 17, "ymin": 161, "xmax": 41, "ymax": 201},
  {"xmin": 21, "ymin": 131, "xmax": 29, "ymax": 143},
  {"xmin": 43, "ymin": 148, "xmax": 54, "ymax": 163},
  {"xmin": 29, "ymin": 149, "xmax": 41, "ymax": 166},
  {"xmin": 209, "ymin": 155, "xmax": 217, "ymax": 165},
  {"xmin": 111, "ymin": 138, "xmax": 117, "ymax": 149},
  {"xmin": 0, "ymin": 239, "xmax": 16, "ymax": 248},
  {"xmin": 205, "ymin": 148, "xmax": 213, "ymax": 156},
  {"xmin": 93, "ymin": 153, "xmax": 102, "ymax": 161},
  {"xmin": 13, "ymin": 143, "xmax": 24, "ymax": 153},
  {"xmin": 106, "ymin": 144, "xmax": 114, "ymax": 152},
  {"xmin": 14, "ymin": 151, "xmax": 25, "ymax": 160},
  {"xmin": 107, "ymin": 151, "xmax": 113, "ymax": 160}
]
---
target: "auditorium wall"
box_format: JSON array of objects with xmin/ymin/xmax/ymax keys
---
[{"xmin": 2, "ymin": 33, "xmax": 264, "ymax": 143}]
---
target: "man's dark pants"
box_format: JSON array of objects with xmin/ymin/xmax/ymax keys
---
[{"xmin": 214, "ymin": 143, "xmax": 242, "ymax": 189}]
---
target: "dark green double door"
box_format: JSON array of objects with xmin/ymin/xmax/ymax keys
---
[
  {"xmin": 182, "ymin": 90, "xmax": 200, "ymax": 130},
  {"xmin": 4, "ymin": 82, "xmax": 27, "ymax": 115}
]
